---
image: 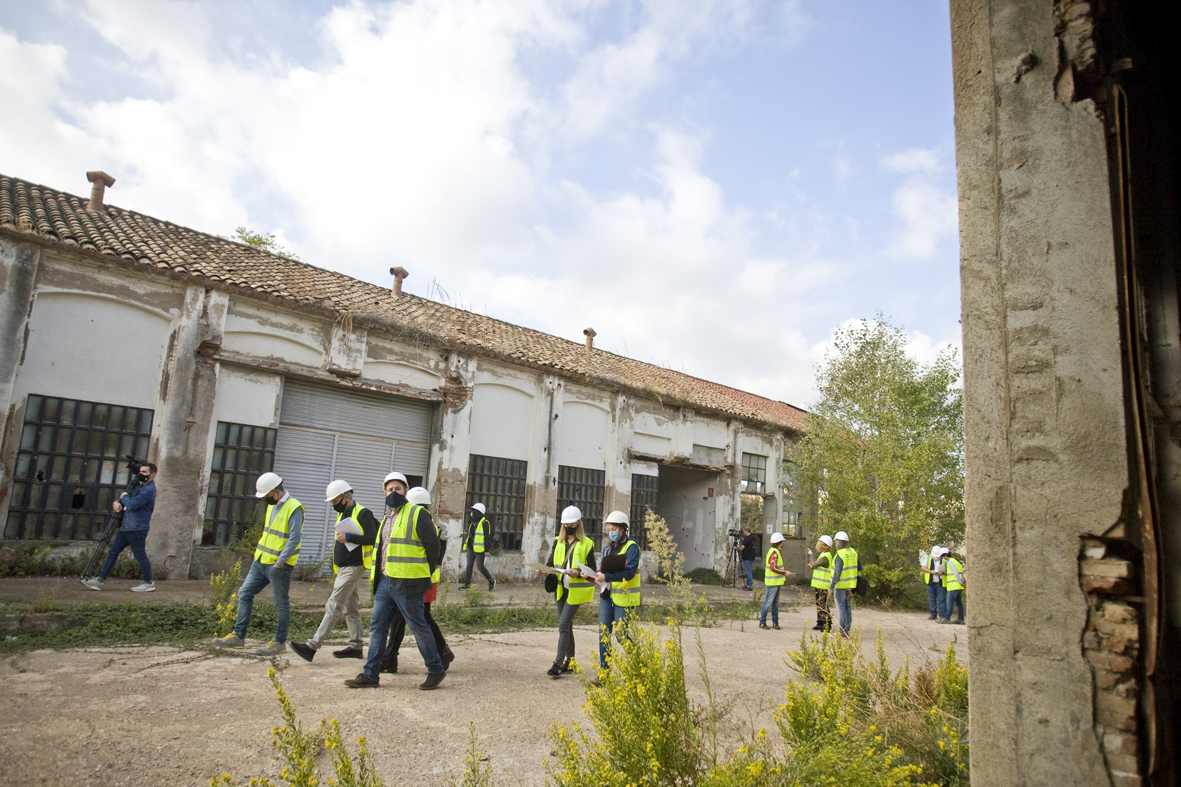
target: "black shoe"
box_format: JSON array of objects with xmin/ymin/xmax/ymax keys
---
[
  {"xmin": 344, "ymin": 673, "xmax": 379, "ymax": 688},
  {"xmin": 952, "ymin": 619, "xmax": 966, "ymax": 625},
  {"xmin": 441, "ymin": 648, "xmax": 455, "ymax": 668},
  {"xmin": 381, "ymin": 651, "xmax": 398, "ymax": 675},
  {"xmin": 420, "ymin": 672, "xmax": 446, "ymax": 690},
  {"xmin": 333, "ymin": 647, "xmax": 364, "ymax": 659},
  {"xmin": 772, "ymin": 624, "xmax": 781, "ymax": 630},
  {"xmin": 560, "ymin": 664, "xmax": 573, "ymax": 674},
  {"xmin": 459, "ymin": 585, "xmax": 470, "ymax": 591},
  {"xmin": 290, "ymin": 642, "xmax": 315, "ymax": 662},
  {"xmin": 489, "ymin": 579, "xmax": 496, "ymax": 591},
  {"xmin": 811, "ymin": 625, "xmax": 822, "ymax": 630},
  {"xmin": 759, "ymin": 623, "xmax": 770, "ymax": 630},
  {"xmin": 547, "ymin": 663, "xmax": 562, "ymax": 678},
  {"xmin": 928, "ymin": 614, "xmax": 938, "ymax": 620}
]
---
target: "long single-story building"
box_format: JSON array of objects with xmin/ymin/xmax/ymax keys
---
[{"xmin": 0, "ymin": 171, "xmax": 808, "ymax": 581}]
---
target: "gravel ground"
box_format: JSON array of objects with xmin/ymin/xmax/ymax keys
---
[{"xmin": 0, "ymin": 604, "xmax": 965, "ymax": 787}]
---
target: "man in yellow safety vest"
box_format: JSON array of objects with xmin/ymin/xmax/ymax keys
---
[
  {"xmin": 290, "ymin": 479, "xmax": 378, "ymax": 662},
  {"xmin": 213, "ymin": 472, "xmax": 303, "ymax": 655},
  {"xmin": 826, "ymin": 530, "xmax": 862, "ymax": 638},
  {"xmin": 806, "ymin": 534, "xmax": 833, "ymax": 631},
  {"xmin": 344, "ymin": 471, "xmax": 445, "ymax": 690}
]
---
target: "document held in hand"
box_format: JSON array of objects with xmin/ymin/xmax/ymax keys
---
[{"xmin": 335, "ymin": 518, "xmax": 364, "ymax": 552}]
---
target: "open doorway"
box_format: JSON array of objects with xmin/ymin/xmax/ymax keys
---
[{"xmin": 655, "ymin": 464, "xmax": 718, "ymax": 572}]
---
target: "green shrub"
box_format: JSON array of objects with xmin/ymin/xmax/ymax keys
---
[
  {"xmin": 685, "ymin": 568, "xmax": 725, "ymax": 586},
  {"xmin": 0, "ymin": 542, "xmax": 145, "ymax": 578}
]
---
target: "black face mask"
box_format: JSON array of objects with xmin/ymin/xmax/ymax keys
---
[
  {"xmin": 332, "ymin": 501, "xmax": 350, "ymax": 514},
  {"xmin": 564, "ymin": 526, "xmax": 577, "ymax": 535},
  {"xmin": 386, "ymin": 491, "xmax": 407, "ymax": 508},
  {"xmin": 138, "ymin": 475, "xmax": 151, "ymax": 484}
]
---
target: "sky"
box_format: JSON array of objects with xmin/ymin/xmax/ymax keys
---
[{"xmin": 0, "ymin": 0, "xmax": 961, "ymax": 408}]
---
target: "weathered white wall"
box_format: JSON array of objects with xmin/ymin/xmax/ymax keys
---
[
  {"xmin": 469, "ymin": 381, "xmax": 535, "ymax": 460},
  {"xmin": 211, "ymin": 366, "xmax": 282, "ymax": 428},
  {"xmin": 222, "ymin": 300, "xmax": 328, "ymax": 368},
  {"xmin": 557, "ymin": 398, "xmax": 609, "ymax": 470}
]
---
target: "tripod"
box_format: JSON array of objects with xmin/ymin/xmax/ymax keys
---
[
  {"xmin": 80, "ymin": 456, "xmax": 144, "ymax": 579},
  {"xmin": 724, "ymin": 535, "xmax": 743, "ymax": 589}
]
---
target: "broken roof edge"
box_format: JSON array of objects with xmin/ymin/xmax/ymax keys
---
[{"xmin": 0, "ymin": 174, "xmax": 809, "ymax": 435}]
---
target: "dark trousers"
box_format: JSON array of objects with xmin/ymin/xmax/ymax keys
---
[
  {"xmin": 813, "ymin": 586, "xmax": 831, "ymax": 630},
  {"xmin": 98, "ymin": 529, "xmax": 152, "ymax": 581},
  {"xmin": 463, "ymin": 551, "xmax": 492, "ymax": 586},
  {"xmin": 387, "ymin": 602, "xmax": 448, "ymax": 658}
]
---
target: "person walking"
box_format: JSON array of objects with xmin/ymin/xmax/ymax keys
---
[
  {"xmin": 213, "ymin": 472, "xmax": 303, "ymax": 656},
  {"xmin": 738, "ymin": 526, "xmax": 757, "ymax": 591},
  {"xmin": 940, "ymin": 550, "xmax": 966, "ymax": 625},
  {"xmin": 380, "ymin": 486, "xmax": 455, "ymax": 674},
  {"xmin": 345, "ymin": 472, "xmax": 445, "ymax": 690},
  {"xmin": 759, "ymin": 532, "xmax": 793, "ymax": 629},
  {"xmin": 460, "ymin": 502, "xmax": 494, "ymax": 591},
  {"xmin": 921, "ymin": 546, "xmax": 947, "ymax": 621},
  {"xmin": 594, "ymin": 510, "xmax": 641, "ymax": 673},
  {"xmin": 539, "ymin": 505, "xmax": 597, "ymax": 678},
  {"xmin": 826, "ymin": 531, "xmax": 862, "ymax": 638},
  {"xmin": 806, "ymin": 534, "xmax": 833, "ymax": 631},
  {"xmin": 289, "ymin": 480, "xmax": 378, "ymax": 662},
  {"xmin": 81, "ymin": 462, "xmax": 158, "ymax": 593}
]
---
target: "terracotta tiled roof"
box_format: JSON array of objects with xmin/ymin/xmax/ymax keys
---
[{"xmin": 0, "ymin": 173, "xmax": 807, "ymax": 433}]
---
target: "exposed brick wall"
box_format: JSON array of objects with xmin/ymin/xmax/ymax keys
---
[{"xmin": 1081, "ymin": 538, "xmax": 1144, "ymax": 787}]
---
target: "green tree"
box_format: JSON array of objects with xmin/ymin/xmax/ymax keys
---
[
  {"xmin": 793, "ymin": 319, "xmax": 963, "ymax": 602},
  {"xmin": 229, "ymin": 226, "xmax": 300, "ymax": 260}
]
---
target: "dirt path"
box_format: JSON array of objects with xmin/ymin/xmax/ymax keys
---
[{"xmin": 0, "ymin": 606, "xmax": 964, "ymax": 787}]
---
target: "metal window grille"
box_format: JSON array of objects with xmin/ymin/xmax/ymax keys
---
[
  {"xmin": 741, "ymin": 453, "xmax": 768, "ymax": 496},
  {"xmin": 557, "ymin": 465, "xmax": 605, "ymax": 542},
  {"xmin": 202, "ymin": 422, "xmax": 278, "ymax": 546},
  {"xmin": 4, "ymin": 394, "xmax": 154, "ymax": 540},
  {"xmin": 466, "ymin": 455, "xmax": 527, "ymax": 552},
  {"xmin": 630, "ymin": 473, "xmax": 659, "ymax": 550}
]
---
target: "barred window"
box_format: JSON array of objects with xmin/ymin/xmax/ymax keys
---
[
  {"xmin": 630, "ymin": 473, "xmax": 659, "ymax": 550},
  {"xmin": 741, "ymin": 453, "xmax": 768, "ymax": 496},
  {"xmin": 5, "ymin": 394, "xmax": 154, "ymax": 540},
  {"xmin": 202, "ymin": 422, "xmax": 278, "ymax": 546},
  {"xmin": 466, "ymin": 455, "xmax": 527, "ymax": 552},
  {"xmin": 557, "ymin": 465, "xmax": 605, "ymax": 542}
]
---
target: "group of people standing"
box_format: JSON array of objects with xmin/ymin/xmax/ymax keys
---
[
  {"xmin": 210, "ymin": 470, "xmax": 491, "ymax": 691},
  {"xmin": 921, "ymin": 545, "xmax": 966, "ymax": 624},
  {"xmin": 803, "ymin": 531, "xmax": 862, "ymax": 637}
]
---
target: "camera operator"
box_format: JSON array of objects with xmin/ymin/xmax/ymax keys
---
[
  {"xmin": 738, "ymin": 526, "xmax": 757, "ymax": 591},
  {"xmin": 81, "ymin": 463, "xmax": 157, "ymax": 592}
]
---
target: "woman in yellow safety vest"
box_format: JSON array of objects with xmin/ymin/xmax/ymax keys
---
[
  {"xmin": 594, "ymin": 510, "xmax": 641, "ymax": 673},
  {"xmin": 940, "ymin": 551, "xmax": 966, "ymax": 625},
  {"xmin": 806, "ymin": 534, "xmax": 833, "ymax": 631},
  {"xmin": 760, "ymin": 532, "xmax": 794, "ymax": 629},
  {"xmin": 538, "ymin": 505, "xmax": 598, "ymax": 678}
]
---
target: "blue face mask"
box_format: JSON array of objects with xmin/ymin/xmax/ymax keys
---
[{"xmin": 609, "ymin": 531, "xmax": 620, "ymax": 542}]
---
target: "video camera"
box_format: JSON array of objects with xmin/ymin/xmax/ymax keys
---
[
  {"xmin": 123, "ymin": 455, "xmax": 146, "ymax": 492},
  {"xmin": 727, "ymin": 529, "xmax": 742, "ymax": 538}
]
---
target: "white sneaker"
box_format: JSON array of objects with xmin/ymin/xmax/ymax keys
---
[
  {"xmin": 81, "ymin": 578, "xmax": 104, "ymax": 591},
  {"xmin": 130, "ymin": 581, "xmax": 156, "ymax": 593}
]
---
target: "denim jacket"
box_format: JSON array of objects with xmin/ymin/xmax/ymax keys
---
[{"xmin": 119, "ymin": 481, "xmax": 156, "ymax": 531}]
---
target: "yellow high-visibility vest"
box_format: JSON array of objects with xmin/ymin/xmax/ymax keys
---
[
  {"xmin": 924, "ymin": 554, "xmax": 938, "ymax": 585},
  {"xmin": 470, "ymin": 517, "xmax": 489, "ymax": 553},
  {"xmin": 765, "ymin": 547, "xmax": 786, "ymax": 587},
  {"xmin": 370, "ymin": 504, "xmax": 431, "ymax": 580},
  {"xmin": 809, "ymin": 551, "xmax": 832, "ymax": 589},
  {"xmin": 334, "ymin": 504, "xmax": 374, "ymax": 572},
  {"xmin": 254, "ymin": 497, "xmax": 303, "ymax": 567},
  {"xmin": 834, "ymin": 547, "xmax": 859, "ymax": 589},
  {"xmin": 553, "ymin": 536, "xmax": 595, "ymax": 605},
  {"xmin": 607, "ymin": 539, "xmax": 641, "ymax": 607},
  {"xmin": 943, "ymin": 557, "xmax": 964, "ymax": 592}
]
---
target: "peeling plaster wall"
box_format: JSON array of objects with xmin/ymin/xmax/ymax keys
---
[{"xmin": 951, "ymin": 0, "xmax": 1128, "ymax": 783}]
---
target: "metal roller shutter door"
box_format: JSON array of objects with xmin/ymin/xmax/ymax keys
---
[{"xmin": 271, "ymin": 429, "xmax": 335, "ymax": 568}]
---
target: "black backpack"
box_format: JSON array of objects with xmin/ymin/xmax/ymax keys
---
[{"xmin": 854, "ymin": 574, "xmax": 869, "ymax": 596}]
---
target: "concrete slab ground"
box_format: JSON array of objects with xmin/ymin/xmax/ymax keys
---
[{"xmin": 0, "ymin": 578, "xmax": 964, "ymax": 787}]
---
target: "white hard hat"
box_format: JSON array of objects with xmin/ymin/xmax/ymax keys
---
[
  {"xmin": 406, "ymin": 486, "xmax": 431, "ymax": 506},
  {"xmin": 255, "ymin": 472, "xmax": 282, "ymax": 498},
  {"xmin": 818, "ymin": 535, "xmax": 833, "ymax": 547},
  {"xmin": 770, "ymin": 532, "xmax": 786, "ymax": 544},
  {"xmin": 935, "ymin": 546, "xmax": 948, "ymax": 557},
  {"xmin": 325, "ymin": 479, "xmax": 353, "ymax": 501},
  {"xmin": 383, "ymin": 472, "xmax": 408, "ymax": 487},
  {"xmin": 834, "ymin": 531, "xmax": 849, "ymax": 542},
  {"xmin": 561, "ymin": 505, "xmax": 582, "ymax": 524},
  {"xmin": 471, "ymin": 502, "xmax": 486, "ymax": 515},
  {"xmin": 603, "ymin": 510, "xmax": 629, "ymax": 526}
]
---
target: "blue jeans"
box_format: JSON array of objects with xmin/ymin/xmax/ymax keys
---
[
  {"xmin": 742, "ymin": 560, "xmax": 754, "ymax": 588},
  {"xmin": 233, "ymin": 559, "xmax": 294, "ymax": 643},
  {"xmin": 464, "ymin": 551, "xmax": 492, "ymax": 586},
  {"xmin": 598, "ymin": 596, "xmax": 635, "ymax": 669},
  {"xmin": 834, "ymin": 588, "xmax": 853, "ymax": 635},
  {"xmin": 554, "ymin": 594, "xmax": 583, "ymax": 668},
  {"xmin": 760, "ymin": 584, "xmax": 782, "ymax": 625},
  {"xmin": 98, "ymin": 529, "xmax": 152, "ymax": 581},
  {"xmin": 944, "ymin": 589, "xmax": 964, "ymax": 622},
  {"xmin": 364, "ymin": 576, "xmax": 443, "ymax": 681},
  {"xmin": 927, "ymin": 581, "xmax": 946, "ymax": 618}
]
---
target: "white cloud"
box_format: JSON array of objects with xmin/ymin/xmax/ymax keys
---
[{"xmin": 881, "ymin": 147, "xmax": 958, "ymax": 260}]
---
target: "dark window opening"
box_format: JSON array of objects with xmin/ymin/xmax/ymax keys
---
[
  {"xmin": 630, "ymin": 473, "xmax": 659, "ymax": 550},
  {"xmin": 741, "ymin": 452, "xmax": 768, "ymax": 496},
  {"xmin": 465, "ymin": 455, "xmax": 527, "ymax": 552},
  {"xmin": 201, "ymin": 421, "xmax": 277, "ymax": 546},
  {"xmin": 557, "ymin": 465, "xmax": 605, "ymax": 543},
  {"xmin": 4, "ymin": 394, "xmax": 154, "ymax": 540}
]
